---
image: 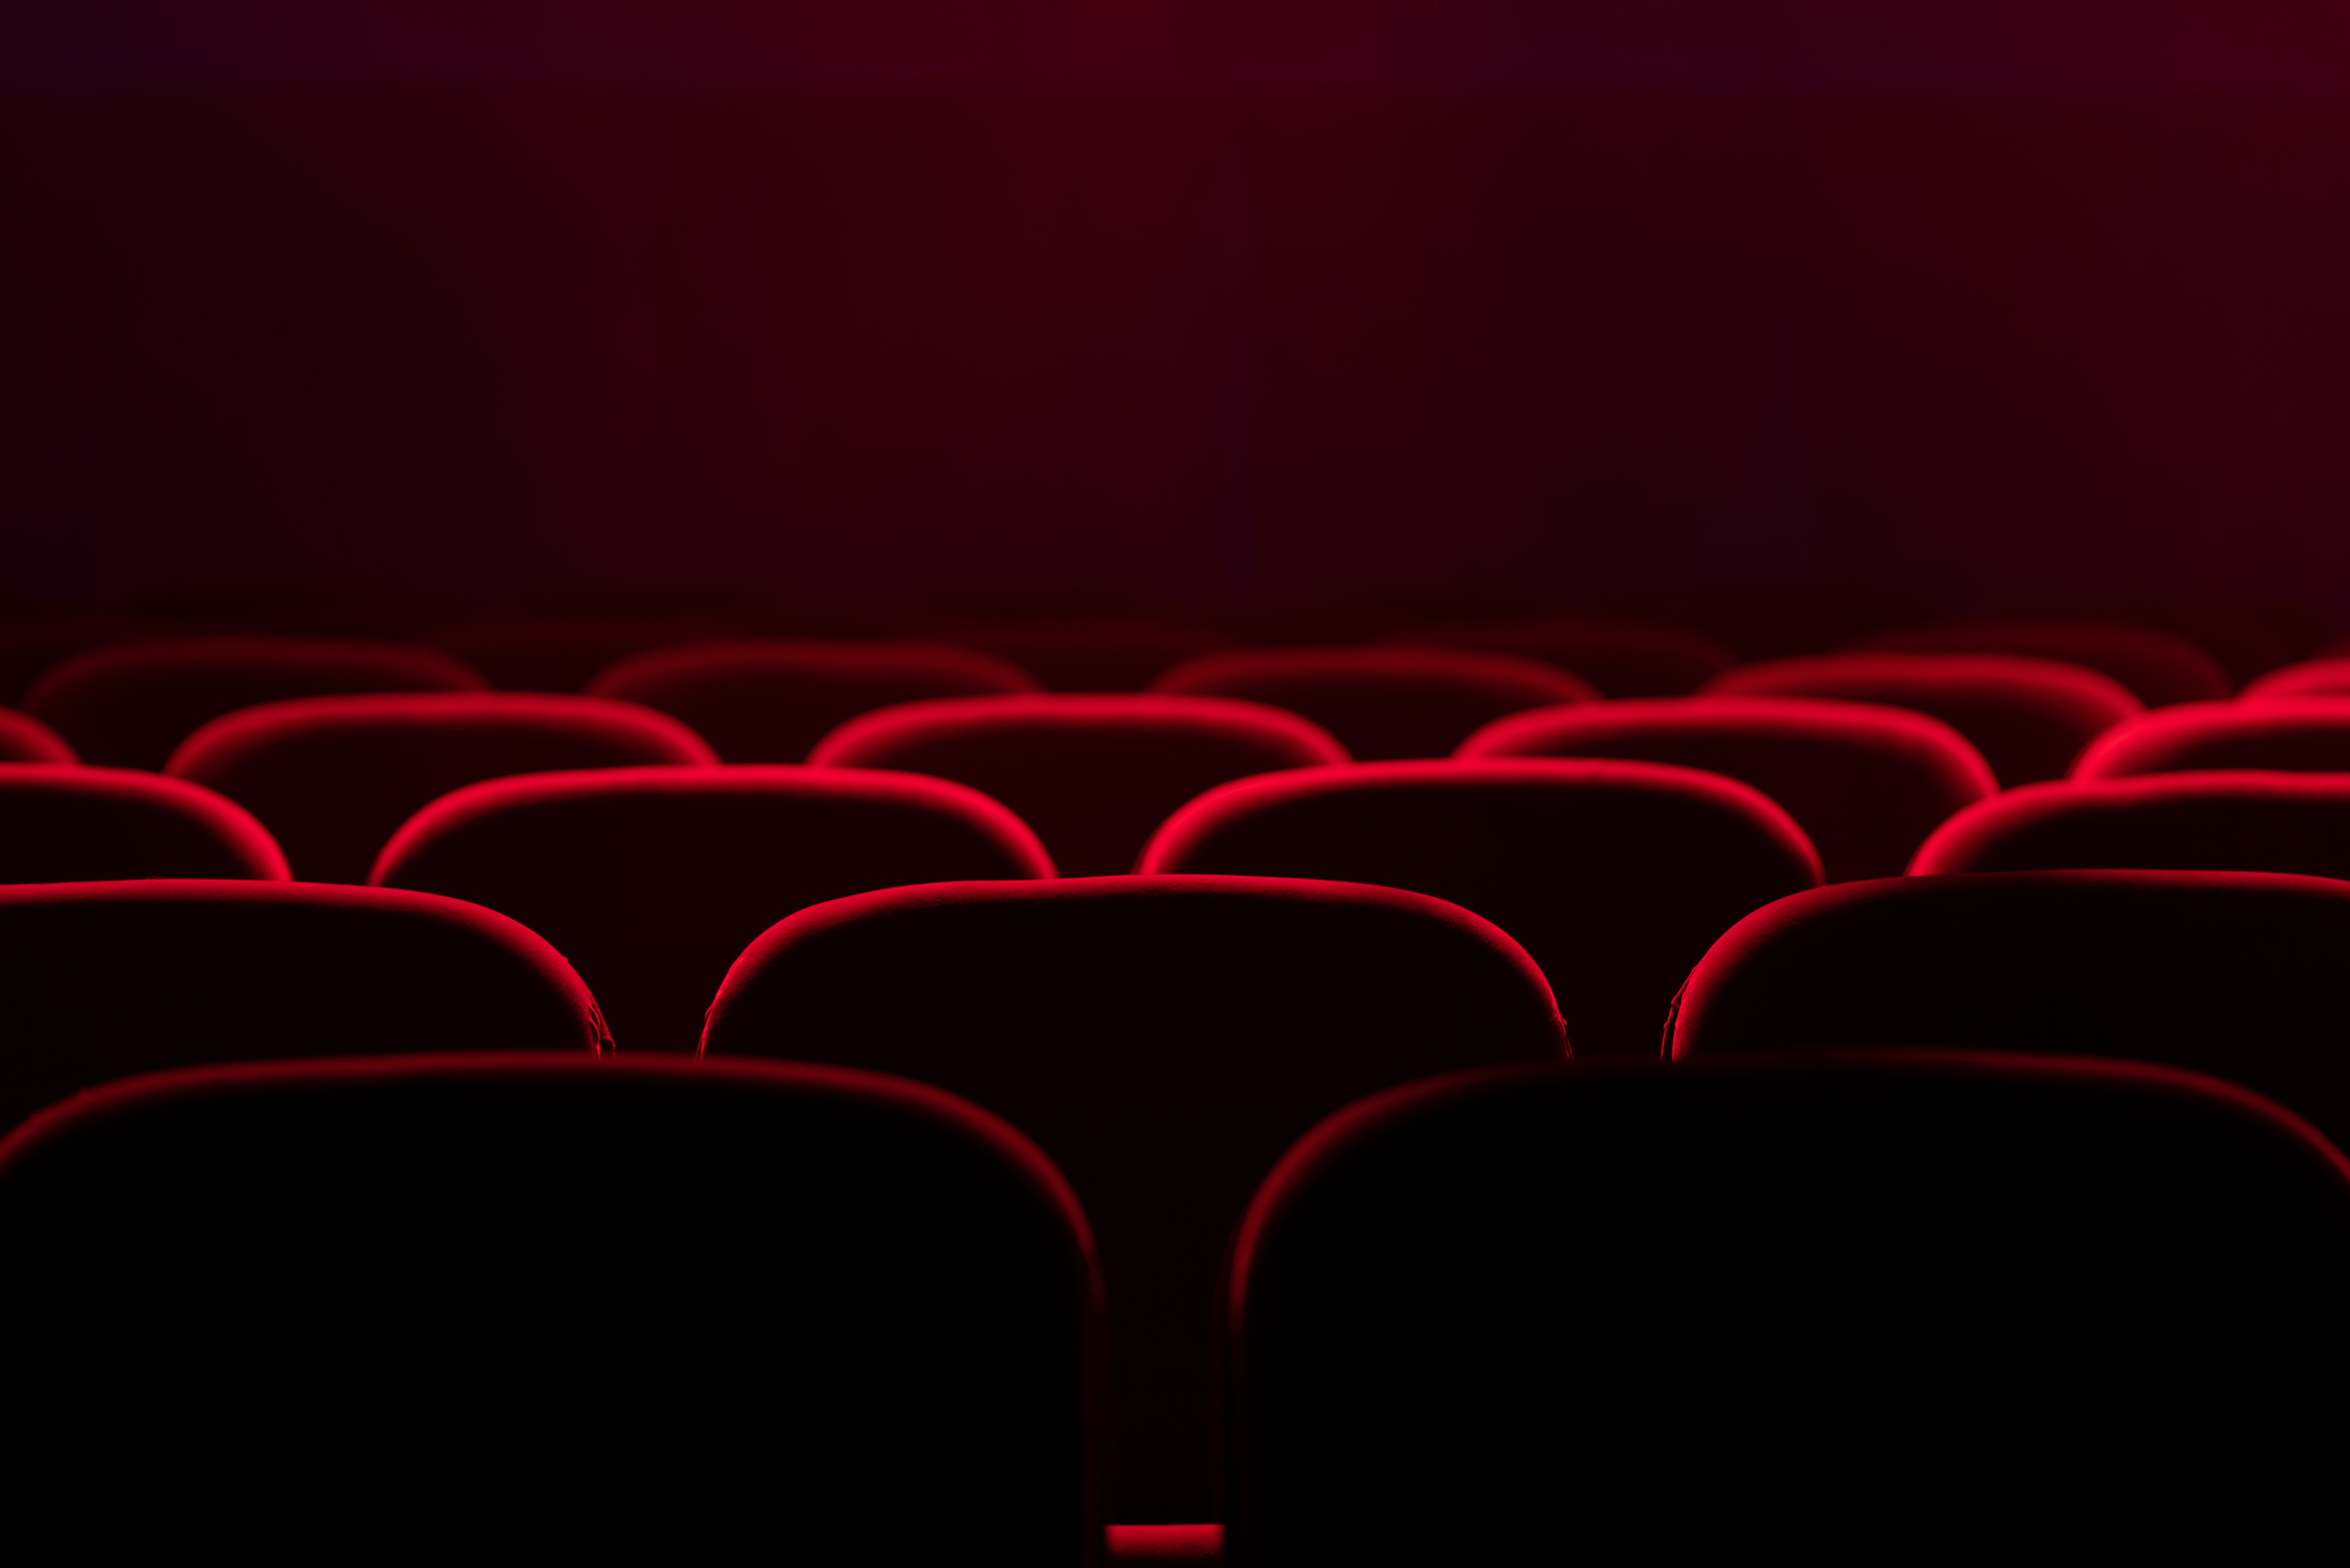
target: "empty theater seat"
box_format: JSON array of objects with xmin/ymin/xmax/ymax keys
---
[
  {"xmin": 0, "ymin": 767, "xmax": 288, "ymax": 881},
  {"xmin": 2073, "ymin": 696, "xmax": 2350, "ymax": 777},
  {"xmin": 373, "ymin": 767, "xmax": 1053, "ymax": 1051},
  {"xmin": 918, "ymin": 619, "xmax": 1234, "ymax": 691},
  {"xmin": 587, "ymin": 638, "xmax": 1039, "ymax": 761},
  {"xmin": 1911, "ymin": 773, "xmax": 2350, "ymax": 879},
  {"xmin": 0, "ymin": 881, "xmax": 600, "ymax": 1134},
  {"xmin": 0, "ymin": 706, "xmax": 74, "ymax": 763},
  {"xmin": 1149, "ymin": 646, "xmax": 1596, "ymax": 759},
  {"xmin": 1388, "ymin": 616, "xmax": 1738, "ymax": 697},
  {"xmin": 701, "ymin": 874, "xmax": 1564, "ymax": 1524},
  {"xmin": 809, "ymin": 693, "xmax": 1346, "ymax": 876},
  {"xmin": 25, "ymin": 636, "xmax": 487, "ymax": 769},
  {"xmin": 1668, "ymin": 870, "xmax": 2350, "ymax": 1150},
  {"xmin": 424, "ymin": 613, "xmax": 743, "ymax": 691},
  {"xmin": 0, "ymin": 1055, "xmax": 1099, "ymax": 1559},
  {"xmin": 1854, "ymin": 619, "xmax": 2234, "ymax": 704},
  {"xmin": 1225, "ymin": 1054, "xmax": 2350, "ymax": 1560},
  {"xmin": 2241, "ymin": 657, "xmax": 2350, "ymax": 699},
  {"xmin": 1138, "ymin": 759, "xmax": 1820, "ymax": 1055},
  {"xmin": 166, "ymin": 692, "xmax": 717, "ymax": 882},
  {"xmin": 1459, "ymin": 695, "xmax": 1993, "ymax": 882},
  {"xmin": 1704, "ymin": 651, "xmax": 2142, "ymax": 785}
]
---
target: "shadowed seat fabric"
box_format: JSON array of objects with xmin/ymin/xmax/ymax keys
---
[
  {"xmin": 372, "ymin": 767, "xmax": 1053, "ymax": 1051},
  {"xmin": 1669, "ymin": 870, "xmax": 2350, "ymax": 1150},
  {"xmin": 24, "ymin": 636, "xmax": 487, "ymax": 769},
  {"xmin": 1387, "ymin": 617, "xmax": 1738, "ymax": 697},
  {"xmin": 1138, "ymin": 759, "xmax": 1820, "ymax": 1056},
  {"xmin": 1703, "ymin": 651, "xmax": 2142, "ymax": 785},
  {"xmin": 1458, "ymin": 696, "xmax": 1993, "ymax": 882},
  {"xmin": 1854, "ymin": 619, "xmax": 2233, "ymax": 705},
  {"xmin": 2071, "ymin": 697, "xmax": 2350, "ymax": 777},
  {"xmin": 0, "ymin": 881, "xmax": 600, "ymax": 1134},
  {"xmin": 0, "ymin": 1056, "xmax": 1099, "ymax": 1559},
  {"xmin": 917, "ymin": 619, "xmax": 1234, "ymax": 691},
  {"xmin": 1911, "ymin": 773, "xmax": 2350, "ymax": 878},
  {"xmin": 809, "ymin": 693, "xmax": 1346, "ymax": 877},
  {"xmin": 0, "ymin": 707, "xmax": 74, "ymax": 763},
  {"xmin": 2242, "ymin": 658, "xmax": 2350, "ymax": 699},
  {"xmin": 1149, "ymin": 645, "xmax": 1596, "ymax": 759},
  {"xmin": 700, "ymin": 875, "xmax": 1564, "ymax": 1524},
  {"xmin": 0, "ymin": 767, "xmax": 288, "ymax": 881},
  {"xmin": 165, "ymin": 693, "xmax": 717, "ymax": 882},
  {"xmin": 587, "ymin": 639, "xmax": 1039, "ymax": 761},
  {"xmin": 1226, "ymin": 1055, "xmax": 2350, "ymax": 1561}
]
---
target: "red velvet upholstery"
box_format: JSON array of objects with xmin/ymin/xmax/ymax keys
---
[
  {"xmin": 1912, "ymin": 773, "xmax": 2350, "ymax": 879},
  {"xmin": 1854, "ymin": 619, "xmax": 2233, "ymax": 704},
  {"xmin": 0, "ymin": 767, "xmax": 288, "ymax": 881},
  {"xmin": 25, "ymin": 636, "xmax": 487, "ymax": 769},
  {"xmin": 424, "ymin": 614, "xmax": 743, "ymax": 691},
  {"xmin": 588, "ymin": 638, "xmax": 1039, "ymax": 761},
  {"xmin": 373, "ymin": 766, "xmax": 1053, "ymax": 1051},
  {"xmin": 2242, "ymin": 658, "xmax": 2350, "ymax": 699},
  {"xmin": 1704, "ymin": 651, "xmax": 2142, "ymax": 785},
  {"xmin": 0, "ymin": 705, "xmax": 75, "ymax": 764},
  {"xmin": 0, "ymin": 882, "xmax": 600, "ymax": 1133},
  {"xmin": 701, "ymin": 874, "xmax": 1562, "ymax": 1523},
  {"xmin": 0, "ymin": 1055, "xmax": 1099, "ymax": 1559},
  {"xmin": 1139, "ymin": 758, "xmax": 1819, "ymax": 1055},
  {"xmin": 920, "ymin": 619, "xmax": 1235, "ymax": 691},
  {"xmin": 810, "ymin": 693, "xmax": 1345, "ymax": 876},
  {"xmin": 1459, "ymin": 695, "xmax": 1993, "ymax": 882},
  {"xmin": 1389, "ymin": 617, "xmax": 1737, "ymax": 697},
  {"xmin": 2072, "ymin": 696, "xmax": 2350, "ymax": 777},
  {"xmin": 1669, "ymin": 870, "xmax": 2350, "ymax": 1150},
  {"xmin": 1226, "ymin": 1054, "xmax": 2350, "ymax": 1560},
  {"xmin": 166, "ymin": 692, "xmax": 716, "ymax": 882},
  {"xmin": 1150, "ymin": 645, "xmax": 1595, "ymax": 760}
]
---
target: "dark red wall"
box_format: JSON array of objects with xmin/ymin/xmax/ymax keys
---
[{"xmin": 8, "ymin": 2, "xmax": 2350, "ymax": 610}]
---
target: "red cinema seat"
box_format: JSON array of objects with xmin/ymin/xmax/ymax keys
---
[
  {"xmin": 2066, "ymin": 594, "xmax": 2333, "ymax": 685},
  {"xmin": 0, "ymin": 881, "xmax": 600, "ymax": 1134},
  {"xmin": 372, "ymin": 767, "xmax": 1053, "ymax": 1051},
  {"xmin": 810, "ymin": 694, "xmax": 1345, "ymax": 877},
  {"xmin": 702, "ymin": 875, "xmax": 1563, "ymax": 1524},
  {"xmin": 1459, "ymin": 696, "xmax": 1993, "ymax": 882},
  {"xmin": 166, "ymin": 693, "xmax": 716, "ymax": 882},
  {"xmin": 25, "ymin": 636, "xmax": 486, "ymax": 769},
  {"xmin": 0, "ymin": 706, "xmax": 75, "ymax": 763},
  {"xmin": 2072, "ymin": 697, "xmax": 2350, "ymax": 777},
  {"xmin": 1855, "ymin": 619, "xmax": 2233, "ymax": 705},
  {"xmin": 1912, "ymin": 773, "xmax": 2350, "ymax": 879},
  {"xmin": 1669, "ymin": 871, "xmax": 2350, "ymax": 1149},
  {"xmin": 1389, "ymin": 616, "xmax": 1737, "ymax": 697},
  {"xmin": 0, "ymin": 615, "xmax": 185, "ymax": 704},
  {"xmin": 1703, "ymin": 651, "xmax": 2142, "ymax": 785},
  {"xmin": 424, "ymin": 613, "xmax": 742, "ymax": 691},
  {"xmin": 1226, "ymin": 1055, "xmax": 2350, "ymax": 1560},
  {"xmin": 0, "ymin": 1056, "xmax": 1098, "ymax": 1559},
  {"xmin": 920, "ymin": 619, "xmax": 1235, "ymax": 691},
  {"xmin": 0, "ymin": 768, "xmax": 287, "ymax": 881},
  {"xmin": 1149, "ymin": 646, "xmax": 1596, "ymax": 759},
  {"xmin": 2242, "ymin": 659, "xmax": 2350, "ymax": 699},
  {"xmin": 1139, "ymin": 759, "xmax": 1820, "ymax": 1055},
  {"xmin": 587, "ymin": 639, "xmax": 1039, "ymax": 762}
]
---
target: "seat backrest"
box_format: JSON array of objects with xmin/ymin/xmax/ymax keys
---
[
  {"xmin": 167, "ymin": 692, "xmax": 717, "ymax": 882},
  {"xmin": 2242, "ymin": 657, "xmax": 2350, "ymax": 699},
  {"xmin": 0, "ymin": 767, "xmax": 288, "ymax": 881},
  {"xmin": 0, "ymin": 881, "xmax": 601, "ymax": 1133},
  {"xmin": 809, "ymin": 693, "xmax": 1345, "ymax": 876},
  {"xmin": 2072, "ymin": 696, "xmax": 2350, "ymax": 777},
  {"xmin": 1856, "ymin": 618, "xmax": 2234, "ymax": 704},
  {"xmin": 918, "ymin": 619, "xmax": 1234, "ymax": 691},
  {"xmin": 0, "ymin": 706, "xmax": 74, "ymax": 763},
  {"xmin": 0, "ymin": 1055, "xmax": 1099, "ymax": 1559},
  {"xmin": 1669, "ymin": 870, "xmax": 2350, "ymax": 1150},
  {"xmin": 372, "ymin": 766, "xmax": 1053, "ymax": 1051},
  {"xmin": 1140, "ymin": 759, "xmax": 1820, "ymax": 1055},
  {"xmin": 702, "ymin": 874, "xmax": 1563, "ymax": 1523},
  {"xmin": 1387, "ymin": 616, "xmax": 1737, "ymax": 697},
  {"xmin": 26, "ymin": 636, "xmax": 486, "ymax": 768},
  {"xmin": 1912, "ymin": 772, "xmax": 2350, "ymax": 878},
  {"xmin": 587, "ymin": 638, "xmax": 1039, "ymax": 761},
  {"xmin": 1149, "ymin": 645, "xmax": 1596, "ymax": 759},
  {"xmin": 1227, "ymin": 1054, "xmax": 2350, "ymax": 1560},
  {"xmin": 1703, "ymin": 650, "xmax": 2142, "ymax": 784},
  {"xmin": 424, "ymin": 613, "xmax": 742, "ymax": 690},
  {"xmin": 1459, "ymin": 695, "xmax": 1993, "ymax": 881}
]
